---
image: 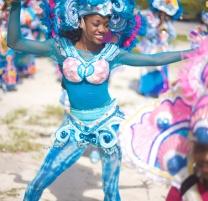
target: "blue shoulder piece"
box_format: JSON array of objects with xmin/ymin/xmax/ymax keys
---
[{"xmin": 102, "ymin": 43, "xmax": 120, "ymax": 62}]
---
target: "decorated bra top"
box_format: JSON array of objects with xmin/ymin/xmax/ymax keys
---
[{"xmin": 57, "ymin": 38, "xmax": 120, "ymax": 84}]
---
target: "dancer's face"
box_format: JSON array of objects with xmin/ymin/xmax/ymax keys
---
[
  {"xmin": 193, "ymin": 143, "xmax": 208, "ymax": 180},
  {"xmin": 81, "ymin": 14, "xmax": 109, "ymax": 45}
]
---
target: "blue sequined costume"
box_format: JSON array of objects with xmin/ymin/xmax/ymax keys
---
[
  {"xmin": 7, "ymin": 1, "xmax": 189, "ymax": 200},
  {"xmin": 23, "ymin": 38, "xmax": 125, "ymax": 201}
]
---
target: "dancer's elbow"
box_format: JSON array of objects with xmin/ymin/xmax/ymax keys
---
[
  {"xmin": 7, "ymin": 38, "xmax": 20, "ymax": 50},
  {"xmin": 7, "ymin": 42, "xmax": 15, "ymax": 49},
  {"xmin": 7, "ymin": 39, "xmax": 16, "ymax": 49}
]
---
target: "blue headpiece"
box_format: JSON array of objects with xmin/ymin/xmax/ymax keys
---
[
  {"xmin": 148, "ymin": 0, "xmax": 183, "ymax": 19},
  {"xmin": 78, "ymin": 0, "xmax": 113, "ymax": 17},
  {"xmin": 43, "ymin": 0, "xmax": 135, "ymax": 32},
  {"xmin": 40, "ymin": 0, "xmax": 147, "ymax": 50}
]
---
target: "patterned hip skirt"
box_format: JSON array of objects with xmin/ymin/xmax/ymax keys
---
[{"xmin": 53, "ymin": 99, "xmax": 125, "ymax": 155}]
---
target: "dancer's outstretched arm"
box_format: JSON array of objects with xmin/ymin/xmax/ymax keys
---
[
  {"xmin": 116, "ymin": 49, "xmax": 192, "ymax": 67},
  {"xmin": 7, "ymin": 1, "xmax": 54, "ymax": 57}
]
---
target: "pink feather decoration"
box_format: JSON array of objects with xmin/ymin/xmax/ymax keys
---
[
  {"xmin": 49, "ymin": 0, "xmax": 56, "ymax": 38},
  {"xmin": 123, "ymin": 15, "xmax": 141, "ymax": 47},
  {"xmin": 178, "ymin": 37, "xmax": 208, "ymax": 105}
]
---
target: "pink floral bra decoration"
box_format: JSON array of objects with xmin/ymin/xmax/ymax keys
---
[
  {"xmin": 58, "ymin": 38, "xmax": 120, "ymax": 85},
  {"xmin": 63, "ymin": 57, "xmax": 110, "ymax": 84}
]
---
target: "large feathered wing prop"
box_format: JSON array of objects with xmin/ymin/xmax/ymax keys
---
[{"xmin": 119, "ymin": 95, "xmax": 192, "ymax": 182}]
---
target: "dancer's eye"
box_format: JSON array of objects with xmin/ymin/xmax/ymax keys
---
[{"xmin": 92, "ymin": 23, "xmax": 99, "ymax": 27}]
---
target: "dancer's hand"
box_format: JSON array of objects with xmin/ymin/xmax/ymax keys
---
[
  {"xmin": 181, "ymin": 36, "xmax": 208, "ymax": 60},
  {"xmin": 1, "ymin": 0, "xmax": 20, "ymax": 11},
  {"xmin": 9, "ymin": 0, "xmax": 21, "ymax": 5},
  {"xmin": 6, "ymin": 0, "xmax": 20, "ymax": 4}
]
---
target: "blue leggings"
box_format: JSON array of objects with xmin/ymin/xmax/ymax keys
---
[{"xmin": 23, "ymin": 140, "xmax": 121, "ymax": 201}]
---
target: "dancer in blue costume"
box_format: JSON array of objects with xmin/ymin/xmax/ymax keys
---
[
  {"xmin": 7, "ymin": 0, "xmax": 194, "ymax": 200},
  {"xmin": 138, "ymin": 0, "xmax": 182, "ymax": 97}
]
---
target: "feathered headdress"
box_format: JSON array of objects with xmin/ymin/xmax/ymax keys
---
[
  {"xmin": 148, "ymin": 0, "xmax": 183, "ymax": 19},
  {"xmin": 40, "ymin": 0, "xmax": 147, "ymax": 50}
]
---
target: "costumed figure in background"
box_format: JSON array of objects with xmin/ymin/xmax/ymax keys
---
[
  {"xmin": 13, "ymin": 0, "xmax": 42, "ymax": 78},
  {"xmin": 1, "ymin": 46, "xmax": 17, "ymax": 91},
  {"xmin": 166, "ymin": 95, "xmax": 208, "ymax": 201},
  {"xmin": 6, "ymin": 0, "xmax": 197, "ymax": 199},
  {"xmin": 165, "ymin": 13, "xmax": 208, "ymax": 200},
  {"xmin": 0, "ymin": 0, "xmax": 16, "ymax": 91},
  {"xmin": 137, "ymin": 0, "xmax": 182, "ymax": 98},
  {"xmin": 119, "ymin": 88, "xmax": 192, "ymax": 183},
  {"xmin": 120, "ymin": 31, "xmax": 208, "ymax": 200},
  {"xmin": 201, "ymin": 9, "xmax": 208, "ymax": 35},
  {"xmin": 0, "ymin": 2, "xmax": 7, "ymax": 89},
  {"xmin": 0, "ymin": 15, "xmax": 17, "ymax": 91},
  {"xmin": 30, "ymin": 0, "xmax": 45, "ymax": 40},
  {"xmin": 188, "ymin": 10, "xmax": 208, "ymax": 50}
]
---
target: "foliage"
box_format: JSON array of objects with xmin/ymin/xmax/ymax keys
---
[
  {"xmin": 136, "ymin": 0, "xmax": 148, "ymax": 9},
  {"xmin": 181, "ymin": 0, "xmax": 204, "ymax": 20},
  {"xmin": 0, "ymin": 129, "xmax": 42, "ymax": 152},
  {"xmin": 0, "ymin": 188, "xmax": 24, "ymax": 199},
  {"xmin": 175, "ymin": 34, "xmax": 188, "ymax": 42},
  {"xmin": 43, "ymin": 105, "xmax": 64, "ymax": 119},
  {"xmin": 136, "ymin": 0, "xmax": 207, "ymax": 20},
  {"xmin": 0, "ymin": 105, "xmax": 63, "ymax": 153},
  {"xmin": 1, "ymin": 108, "xmax": 27, "ymax": 124}
]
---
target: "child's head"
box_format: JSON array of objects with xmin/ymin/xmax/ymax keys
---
[
  {"xmin": 190, "ymin": 95, "xmax": 208, "ymax": 181},
  {"xmin": 192, "ymin": 142, "xmax": 208, "ymax": 180}
]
